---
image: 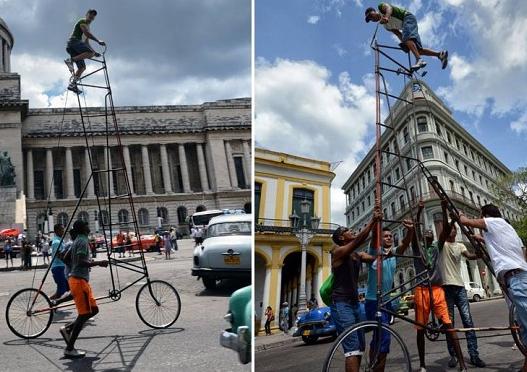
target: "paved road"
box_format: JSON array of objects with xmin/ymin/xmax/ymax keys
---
[
  {"xmin": 0, "ymin": 239, "xmax": 251, "ymax": 371},
  {"xmin": 256, "ymin": 299, "xmax": 524, "ymax": 371}
]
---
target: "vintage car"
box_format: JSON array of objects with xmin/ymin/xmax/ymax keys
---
[
  {"xmin": 293, "ymin": 303, "xmax": 367, "ymax": 345},
  {"xmin": 191, "ymin": 214, "xmax": 251, "ymax": 289},
  {"xmin": 220, "ymin": 285, "xmax": 251, "ymax": 364}
]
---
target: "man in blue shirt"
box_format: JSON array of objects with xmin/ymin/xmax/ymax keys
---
[
  {"xmin": 364, "ymin": 219, "xmax": 414, "ymax": 371},
  {"xmin": 50, "ymin": 224, "xmax": 69, "ymax": 302}
]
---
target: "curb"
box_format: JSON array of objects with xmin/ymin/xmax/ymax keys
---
[{"xmin": 255, "ymin": 336, "xmax": 302, "ymax": 352}]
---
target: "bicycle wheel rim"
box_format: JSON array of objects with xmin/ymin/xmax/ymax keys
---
[
  {"xmin": 510, "ymin": 304, "xmax": 527, "ymax": 356},
  {"xmin": 6, "ymin": 288, "xmax": 53, "ymax": 339},
  {"xmin": 136, "ymin": 280, "xmax": 181, "ymax": 329},
  {"xmin": 322, "ymin": 321, "xmax": 412, "ymax": 372}
]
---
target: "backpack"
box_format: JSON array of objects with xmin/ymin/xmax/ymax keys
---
[{"xmin": 319, "ymin": 273, "xmax": 334, "ymax": 306}]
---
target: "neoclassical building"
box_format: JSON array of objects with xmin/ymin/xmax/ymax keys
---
[
  {"xmin": 0, "ymin": 17, "xmax": 251, "ymax": 238},
  {"xmin": 254, "ymin": 148, "xmax": 335, "ymax": 333},
  {"xmin": 342, "ymin": 80, "xmax": 522, "ymax": 296}
]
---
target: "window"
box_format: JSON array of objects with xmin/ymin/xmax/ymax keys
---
[
  {"xmin": 177, "ymin": 206, "xmax": 187, "ymax": 224},
  {"xmin": 34, "ymin": 170, "xmax": 45, "ymax": 200},
  {"xmin": 395, "ymin": 167, "xmax": 400, "ymax": 180},
  {"xmin": 78, "ymin": 211, "xmax": 89, "ymax": 223},
  {"xmin": 384, "ymin": 145, "xmax": 390, "ymax": 161},
  {"xmin": 484, "ymin": 199, "xmax": 487, "ymax": 204},
  {"xmin": 57, "ymin": 212, "xmax": 69, "ymax": 226},
  {"xmin": 367, "ymin": 170, "xmax": 371, "ymax": 183},
  {"xmin": 383, "ymin": 208, "xmax": 387, "ymax": 218},
  {"xmin": 444, "ymin": 152, "xmax": 449, "ymax": 164},
  {"xmin": 361, "ymin": 177, "xmax": 365, "ymax": 188},
  {"xmin": 138, "ymin": 208, "xmax": 149, "ymax": 225},
  {"xmin": 233, "ymin": 156, "xmax": 247, "ymax": 189},
  {"xmin": 469, "ymin": 191, "xmax": 474, "ymax": 201},
  {"xmin": 436, "ymin": 122, "xmax": 442, "ymax": 136},
  {"xmin": 391, "ymin": 202, "xmax": 396, "ymax": 217},
  {"xmin": 403, "ymin": 127, "xmax": 409, "ymax": 144},
  {"xmin": 361, "ymin": 201, "xmax": 365, "ymax": 212},
  {"xmin": 118, "ymin": 209, "xmax": 129, "ymax": 224},
  {"xmin": 455, "ymin": 159, "xmax": 460, "ymax": 170},
  {"xmin": 449, "ymin": 180, "xmax": 455, "ymax": 192},
  {"xmin": 406, "ymin": 158, "xmax": 412, "ymax": 171},
  {"xmin": 417, "ymin": 116, "xmax": 428, "ymax": 133},
  {"xmin": 255, "ymin": 182, "xmax": 262, "ymax": 219},
  {"xmin": 486, "ymin": 180, "xmax": 489, "ymax": 189},
  {"xmin": 421, "ymin": 146, "xmax": 433, "ymax": 159},
  {"xmin": 455, "ymin": 138, "xmax": 460, "ymax": 149},
  {"xmin": 159, "ymin": 207, "xmax": 169, "ymax": 223},
  {"xmin": 352, "ymin": 211, "xmax": 355, "ymax": 220},
  {"xmin": 367, "ymin": 195, "xmax": 371, "ymax": 207},
  {"xmin": 477, "ymin": 195, "xmax": 481, "ymax": 205},
  {"xmin": 472, "ymin": 170, "xmax": 476, "ymax": 180},
  {"xmin": 387, "ymin": 175, "xmax": 392, "ymax": 186},
  {"xmin": 463, "ymin": 144, "xmax": 467, "ymax": 155},
  {"xmin": 54, "ymin": 169, "xmax": 64, "ymax": 199},
  {"xmin": 479, "ymin": 175, "xmax": 483, "ymax": 185},
  {"xmin": 99, "ymin": 210, "xmax": 110, "ymax": 226},
  {"xmin": 464, "ymin": 165, "xmax": 468, "ymax": 175},
  {"xmin": 447, "ymin": 132, "xmax": 452, "ymax": 144},
  {"xmin": 471, "ymin": 150, "xmax": 474, "ymax": 160},
  {"xmin": 399, "ymin": 195, "xmax": 405, "ymax": 211},
  {"xmin": 292, "ymin": 188, "xmax": 314, "ymax": 218},
  {"xmin": 73, "ymin": 169, "xmax": 81, "ymax": 198},
  {"xmin": 410, "ymin": 186, "xmax": 416, "ymax": 201},
  {"xmin": 460, "ymin": 187, "xmax": 465, "ymax": 197}
]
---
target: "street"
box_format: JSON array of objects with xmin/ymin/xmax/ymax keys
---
[
  {"xmin": 0, "ymin": 239, "xmax": 251, "ymax": 372},
  {"xmin": 256, "ymin": 299, "xmax": 525, "ymax": 371}
]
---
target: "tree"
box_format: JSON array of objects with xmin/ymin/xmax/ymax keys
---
[{"xmin": 493, "ymin": 167, "xmax": 527, "ymax": 244}]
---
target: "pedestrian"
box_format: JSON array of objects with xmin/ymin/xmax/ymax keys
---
[
  {"xmin": 4, "ymin": 239, "xmax": 14, "ymax": 268},
  {"xmin": 280, "ymin": 302, "xmax": 290, "ymax": 335},
  {"xmin": 154, "ymin": 232, "xmax": 162, "ymax": 255},
  {"xmin": 439, "ymin": 200, "xmax": 486, "ymax": 368},
  {"xmin": 455, "ymin": 204, "xmax": 527, "ymax": 372},
  {"xmin": 264, "ymin": 306, "xmax": 274, "ymax": 335},
  {"xmin": 412, "ymin": 200, "xmax": 466, "ymax": 372},
  {"xmin": 126, "ymin": 233, "xmax": 133, "ymax": 257},
  {"xmin": 60, "ymin": 220, "xmax": 108, "ymax": 358},
  {"xmin": 170, "ymin": 228, "xmax": 178, "ymax": 251},
  {"xmin": 116, "ymin": 231, "xmax": 125, "ymax": 258},
  {"xmin": 330, "ymin": 204, "xmax": 382, "ymax": 372},
  {"xmin": 64, "ymin": 9, "xmax": 106, "ymax": 94},
  {"xmin": 41, "ymin": 237, "xmax": 50, "ymax": 265},
  {"xmin": 89, "ymin": 235, "xmax": 97, "ymax": 258},
  {"xmin": 363, "ymin": 219, "xmax": 415, "ymax": 371},
  {"xmin": 163, "ymin": 233, "xmax": 172, "ymax": 260},
  {"xmin": 21, "ymin": 238, "xmax": 32, "ymax": 270},
  {"xmin": 365, "ymin": 3, "xmax": 448, "ymax": 71},
  {"xmin": 49, "ymin": 224, "xmax": 69, "ymax": 304}
]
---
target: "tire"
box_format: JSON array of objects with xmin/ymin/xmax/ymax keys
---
[
  {"xmin": 302, "ymin": 335, "xmax": 319, "ymax": 344},
  {"xmin": 6, "ymin": 288, "xmax": 53, "ymax": 339},
  {"xmin": 203, "ymin": 277, "xmax": 217, "ymax": 290},
  {"xmin": 510, "ymin": 304, "xmax": 527, "ymax": 356},
  {"xmin": 473, "ymin": 294, "xmax": 481, "ymax": 302},
  {"xmin": 136, "ymin": 280, "xmax": 181, "ymax": 329},
  {"xmin": 322, "ymin": 321, "xmax": 412, "ymax": 372}
]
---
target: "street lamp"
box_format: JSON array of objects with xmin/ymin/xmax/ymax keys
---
[{"xmin": 289, "ymin": 199, "xmax": 321, "ymax": 317}]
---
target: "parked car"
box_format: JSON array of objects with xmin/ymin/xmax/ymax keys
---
[
  {"xmin": 192, "ymin": 214, "xmax": 251, "ymax": 289},
  {"xmin": 466, "ymin": 282, "xmax": 486, "ymax": 302},
  {"xmin": 220, "ymin": 285, "xmax": 251, "ymax": 364},
  {"xmin": 293, "ymin": 303, "xmax": 366, "ymax": 345}
]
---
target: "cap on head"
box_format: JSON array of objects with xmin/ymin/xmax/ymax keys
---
[{"xmin": 365, "ymin": 7, "xmax": 376, "ymax": 22}]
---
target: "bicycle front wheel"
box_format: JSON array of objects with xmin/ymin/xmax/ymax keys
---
[
  {"xmin": 510, "ymin": 303, "xmax": 527, "ymax": 356},
  {"xmin": 136, "ymin": 280, "xmax": 181, "ymax": 329},
  {"xmin": 5, "ymin": 288, "xmax": 53, "ymax": 339},
  {"xmin": 322, "ymin": 321, "xmax": 412, "ymax": 372}
]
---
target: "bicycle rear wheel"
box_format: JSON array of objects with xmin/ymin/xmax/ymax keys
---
[
  {"xmin": 322, "ymin": 321, "xmax": 411, "ymax": 372},
  {"xmin": 510, "ymin": 303, "xmax": 527, "ymax": 356},
  {"xmin": 136, "ymin": 280, "xmax": 181, "ymax": 329},
  {"xmin": 5, "ymin": 288, "xmax": 53, "ymax": 339}
]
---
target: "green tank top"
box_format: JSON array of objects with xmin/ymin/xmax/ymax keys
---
[
  {"xmin": 378, "ymin": 3, "xmax": 407, "ymax": 20},
  {"xmin": 70, "ymin": 19, "xmax": 88, "ymax": 41}
]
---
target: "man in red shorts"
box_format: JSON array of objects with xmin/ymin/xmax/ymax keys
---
[
  {"xmin": 60, "ymin": 220, "xmax": 108, "ymax": 358},
  {"xmin": 412, "ymin": 200, "xmax": 466, "ymax": 372}
]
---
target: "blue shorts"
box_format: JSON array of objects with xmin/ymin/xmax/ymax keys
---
[
  {"xmin": 66, "ymin": 40, "xmax": 92, "ymax": 69},
  {"xmin": 402, "ymin": 13, "xmax": 423, "ymax": 50},
  {"xmin": 365, "ymin": 300, "xmax": 393, "ymax": 353},
  {"xmin": 508, "ymin": 270, "xmax": 527, "ymax": 346},
  {"xmin": 51, "ymin": 266, "xmax": 69, "ymax": 297},
  {"xmin": 330, "ymin": 299, "xmax": 365, "ymax": 356}
]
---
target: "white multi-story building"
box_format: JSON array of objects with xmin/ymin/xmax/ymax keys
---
[{"xmin": 342, "ymin": 80, "xmax": 521, "ymax": 296}]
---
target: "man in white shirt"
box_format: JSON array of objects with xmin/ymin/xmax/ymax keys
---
[{"xmin": 456, "ymin": 204, "xmax": 527, "ymax": 371}]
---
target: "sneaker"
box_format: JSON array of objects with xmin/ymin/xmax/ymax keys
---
[
  {"xmin": 439, "ymin": 50, "xmax": 449, "ymax": 69},
  {"xmin": 67, "ymin": 83, "xmax": 82, "ymax": 95},
  {"xmin": 448, "ymin": 356, "xmax": 458, "ymax": 368},
  {"xmin": 469, "ymin": 356, "xmax": 486, "ymax": 368},
  {"xmin": 64, "ymin": 348, "xmax": 85, "ymax": 358},
  {"xmin": 59, "ymin": 326, "xmax": 71, "ymax": 344},
  {"xmin": 411, "ymin": 59, "xmax": 427, "ymax": 71},
  {"xmin": 64, "ymin": 58, "xmax": 74, "ymax": 73}
]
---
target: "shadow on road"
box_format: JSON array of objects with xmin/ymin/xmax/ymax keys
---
[
  {"xmin": 196, "ymin": 278, "xmax": 251, "ymax": 297},
  {"xmin": 3, "ymin": 327, "xmax": 184, "ymax": 371}
]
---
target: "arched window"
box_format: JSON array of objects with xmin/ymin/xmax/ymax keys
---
[
  {"xmin": 99, "ymin": 210, "xmax": 110, "ymax": 227},
  {"xmin": 78, "ymin": 211, "xmax": 90, "ymax": 223},
  {"xmin": 196, "ymin": 205, "xmax": 206, "ymax": 213},
  {"xmin": 417, "ymin": 116, "xmax": 428, "ymax": 133},
  {"xmin": 159, "ymin": 207, "xmax": 169, "ymax": 223},
  {"xmin": 118, "ymin": 209, "xmax": 129, "ymax": 224},
  {"xmin": 57, "ymin": 212, "xmax": 69, "ymax": 227},
  {"xmin": 138, "ymin": 208, "xmax": 149, "ymax": 226},
  {"xmin": 292, "ymin": 188, "xmax": 314, "ymax": 216},
  {"xmin": 177, "ymin": 206, "xmax": 187, "ymax": 224}
]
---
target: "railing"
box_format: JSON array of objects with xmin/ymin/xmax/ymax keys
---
[{"xmin": 255, "ymin": 218, "xmax": 340, "ymax": 235}]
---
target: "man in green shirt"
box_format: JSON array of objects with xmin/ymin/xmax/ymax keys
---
[
  {"xmin": 365, "ymin": 3, "xmax": 448, "ymax": 71},
  {"xmin": 64, "ymin": 9, "xmax": 106, "ymax": 94}
]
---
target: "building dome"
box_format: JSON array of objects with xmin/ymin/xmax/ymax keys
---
[{"xmin": 0, "ymin": 17, "xmax": 14, "ymax": 73}]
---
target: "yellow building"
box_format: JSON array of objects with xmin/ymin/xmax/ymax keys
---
[{"xmin": 254, "ymin": 147, "xmax": 336, "ymax": 334}]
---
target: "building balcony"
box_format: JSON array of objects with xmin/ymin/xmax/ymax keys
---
[{"xmin": 255, "ymin": 218, "xmax": 339, "ymax": 235}]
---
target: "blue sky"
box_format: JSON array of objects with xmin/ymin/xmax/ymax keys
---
[{"xmin": 255, "ymin": 0, "xmax": 527, "ymax": 224}]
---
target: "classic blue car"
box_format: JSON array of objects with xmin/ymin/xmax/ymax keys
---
[{"xmin": 293, "ymin": 303, "xmax": 366, "ymax": 345}]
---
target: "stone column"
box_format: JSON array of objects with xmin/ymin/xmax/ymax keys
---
[
  {"xmin": 45, "ymin": 148, "xmax": 55, "ymax": 201},
  {"xmin": 242, "ymin": 140, "xmax": 251, "ymax": 187},
  {"xmin": 178, "ymin": 144, "xmax": 191, "ymax": 193},
  {"xmin": 141, "ymin": 145, "xmax": 153, "ymax": 195},
  {"xmin": 26, "ymin": 149, "xmax": 34, "ymax": 200},
  {"xmin": 159, "ymin": 144, "xmax": 172, "ymax": 194},
  {"xmin": 122, "ymin": 145, "xmax": 134, "ymax": 195},
  {"xmin": 104, "ymin": 147, "xmax": 114, "ymax": 196},
  {"xmin": 225, "ymin": 141, "xmax": 238, "ymax": 188},
  {"xmin": 65, "ymin": 147, "xmax": 75, "ymax": 199},
  {"xmin": 84, "ymin": 148, "xmax": 95, "ymax": 198},
  {"xmin": 196, "ymin": 143, "xmax": 209, "ymax": 192}
]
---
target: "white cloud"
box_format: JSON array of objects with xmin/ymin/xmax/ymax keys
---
[
  {"xmin": 418, "ymin": 11, "xmax": 445, "ymax": 49},
  {"xmin": 511, "ymin": 112, "xmax": 527, "ymax": 135},
  {"xmin": 255, "ymin": 58, "xmax": 376, "ymax": 224},
  {"xmin": 307, "ymin": 15, "xmax": 320, "ymax": 24},
  {"xmin": 333, "ymin": 43, "xmax": 347, "ymax": 57}
]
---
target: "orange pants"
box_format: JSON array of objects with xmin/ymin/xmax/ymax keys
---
[
  {"xmin": 68, "ymin": 276, "xmax": 97, "ymax": 315},
  {"xmin": 414, "ymin": 286, "xmax": 451, "ymax": 329}
]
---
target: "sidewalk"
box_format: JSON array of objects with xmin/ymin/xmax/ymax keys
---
[{"xmin": 255, "ymin": 330, "xmax": 301, "ymax": 352}]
